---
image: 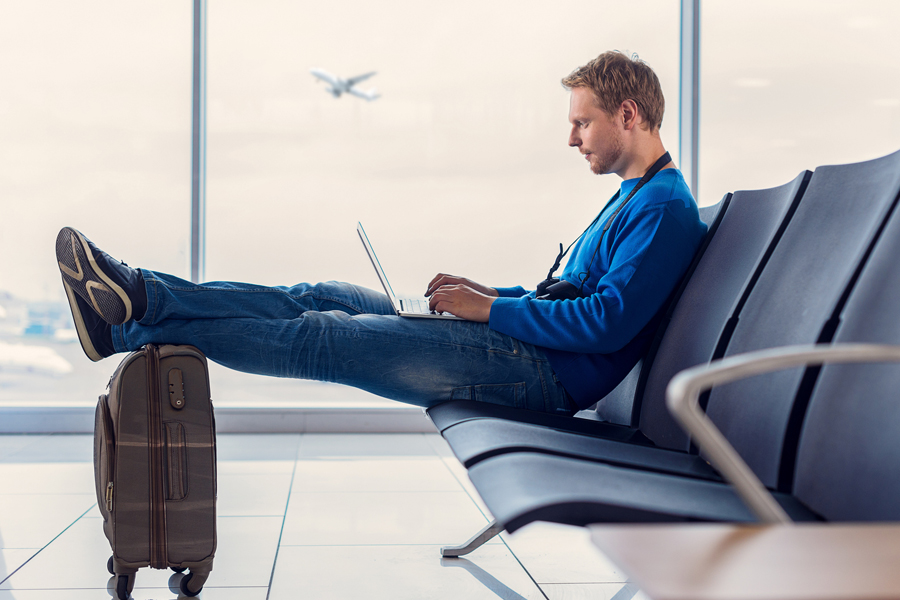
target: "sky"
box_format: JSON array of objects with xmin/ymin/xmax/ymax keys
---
[{"xmin": 1, "ymin": 0, "xmax": 899, "ymax": 304}]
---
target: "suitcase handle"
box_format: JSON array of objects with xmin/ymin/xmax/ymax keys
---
[{"xmin": 164, "ymin": 422, "xmax": 188, "ymax": 501}]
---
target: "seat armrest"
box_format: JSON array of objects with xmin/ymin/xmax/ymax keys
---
[{"xmin": 666, "ymin": 343, "xmax": 900, "ymax": 523}]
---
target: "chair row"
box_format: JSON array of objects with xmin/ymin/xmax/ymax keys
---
[{"xmin": 427, "ymin": 149, "xmax": 900, "ymax": 555}]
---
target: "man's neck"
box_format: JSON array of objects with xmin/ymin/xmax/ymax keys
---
[{"xmin": 617, "ymin": 137, "xmax": 670, "ymax": 180}]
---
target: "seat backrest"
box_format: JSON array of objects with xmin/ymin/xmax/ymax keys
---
[
  {"xmin": 638, "ymin": 172, "xmax": 810, "ymax": 449},
  {"xmin": 588, "ymin": 357, "xmax": 641, "ymax": 424},
  {"xmin": 593, "ymin": 200, "xmax": 728, "ymax": 426},
  {"xmin": 792, "ymin": 180, "xmax": 900, "ymax": 521},
  {"xmin": 705, "ymin": 149, "xmax": 900, "ymax": 490}
]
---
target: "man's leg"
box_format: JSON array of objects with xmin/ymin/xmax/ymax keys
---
[
  {"xmin": 56, "ymin": 227, "xmax": 573, "ymax": 414},
  {"xmin": 138, "ymin": 270, "xmax": 395, "ymax": 323},
  {"xmin": 112, "ymin": 306, "xmax": 574, "ymax": 414}
]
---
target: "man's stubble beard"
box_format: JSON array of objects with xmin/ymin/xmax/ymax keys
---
[{"xmin": 591, "ymin": 131, "xmax": 624, "ymax": 176}]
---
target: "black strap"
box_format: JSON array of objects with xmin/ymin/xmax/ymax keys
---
[
  {"xmin": 602, "ymin": 151, "xmax": 671, "ymax": 232},
  {"xmin": 545, "ymin": 151, "xmax": 671, "ymax": 280}
]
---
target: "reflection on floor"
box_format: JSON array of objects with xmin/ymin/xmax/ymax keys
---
[{"xmin": 0, "ymin": 433, "xmax": 647, "ymax": 600}]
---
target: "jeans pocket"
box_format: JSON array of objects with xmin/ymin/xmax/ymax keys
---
[{"xmin": 450, "ymin": 382, "xmax": 527, "ymax": 410}]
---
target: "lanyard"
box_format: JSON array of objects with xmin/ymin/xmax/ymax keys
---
[{"xmin": 545, "ymin": 151, "xmax": 672, "ymax": 280}]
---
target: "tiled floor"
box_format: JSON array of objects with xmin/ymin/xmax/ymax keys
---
[{"xmin": 0, "ymin": 433, "xmax": 647, "ymax": 599}]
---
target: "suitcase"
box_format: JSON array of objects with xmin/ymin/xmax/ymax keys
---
[{"xmin": 93, "ymin": 344, "xmax": 217, "ymax": 599}]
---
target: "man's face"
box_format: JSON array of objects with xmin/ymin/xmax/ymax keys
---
[{"xmin": 568, "ymin": 87, "xmax": 623, "ymax": 176}]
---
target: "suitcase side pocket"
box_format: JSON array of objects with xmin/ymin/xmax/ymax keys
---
[
  {"xmin": 94, "ymin": 395, "xmax": 117, "ymax": 543},
  {"xmin": 164, "ymin": 422, "xmax": 188, "ymax": 501}
]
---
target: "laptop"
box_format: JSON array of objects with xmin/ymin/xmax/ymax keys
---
[{"xmin": 357, "ymin": 222, "xmax": 463, "ymax": 320}]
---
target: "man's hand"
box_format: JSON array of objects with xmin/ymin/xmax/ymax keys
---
[
  {"xmin": 425, "ymin": 274, "xmax": 499, "ymax": 322},
  {"xmin": 427, "ymin": 284, "xmax": 497, "ymax": 322},
  {"xmin": 425, "ymin": 274, "xmax": 498, "ymax": 298}
]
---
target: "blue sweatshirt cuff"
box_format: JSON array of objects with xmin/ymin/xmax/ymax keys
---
[
  {"xmin": 493, "ymin": 286, "xmax": 530, "ymax": 298},
  {"xmin": 489, "ymin": 296, "xmax": 527, "ymax": 331}
]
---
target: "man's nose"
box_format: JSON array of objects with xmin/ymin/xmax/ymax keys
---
[{"xmin": 568, "ymin": 128, "xmax": 580, "ymax": 147}]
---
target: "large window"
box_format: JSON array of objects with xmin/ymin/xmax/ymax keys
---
[
  {"xmin": 1, "ymin": 0, "xmax": 681, "ymax": 411},
  {"xmin": 699, "ymin": 0, "xmax": 900, "ymax": 206}
]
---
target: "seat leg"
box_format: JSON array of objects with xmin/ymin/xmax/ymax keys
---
[{"xmin": 440, "ymin": 519, "xmax": 504, "ymax": 557}]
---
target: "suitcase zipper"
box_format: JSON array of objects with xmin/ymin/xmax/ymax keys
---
[
  {"xmin": 106, "ymin": 481, "xmax": 114, "ymax": 513},
  {"xmin": 100, "ymin": 395, "xmax": 117, "ymax": 514},
  {"xmin": 146, "ymin": 344, "xmax": 168, "ymax": 569}
]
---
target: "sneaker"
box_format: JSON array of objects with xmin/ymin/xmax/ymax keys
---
[
  {"xmin": 62, "ymin": 282, "xmax": 115, "ymax": 362},
  {"xmin": 55, "ymin": 227, "xmax": 146, "ymax": 325}
]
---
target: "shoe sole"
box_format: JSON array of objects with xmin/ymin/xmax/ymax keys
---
[
  {"xmin": 56, "ymin": 227, "xmax": 132, "ymax": 325},
  {"xmin": 63, "ymin": 282, "xmax": 104, "ymax": 362}
]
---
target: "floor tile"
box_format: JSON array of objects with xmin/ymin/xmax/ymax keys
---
[
  {"xmin": 0, "ymin": 463, "xmax": 95, "ymax": 496},
  {"xmin": 0, "ymin": 587, "xmax": 269, "ymax": 599},
  {"xmin": 280, "ymin": 491, "xmax": 493, "ymax": 546},
  {"xmin": 0, "ymin": 495, "xmax": 94, "ymax": 549},
  {"xmin": 1, "ymin": 515, "xmax": 282, "ymax": 590},
  {"xmin": 0, "ymin": 438, "xmax": 44, "ymax": 463},
  {"xmin": 1, "ymin": 435, "xmax": 92, "ymax": 464},
  {"xmin": 297, "ymin": 433, "xmax": 437, "ymax": 458},
  {"xmin": 422, "ymin": 432, "xmax": 456, "ymax": 458},
  {"xmin": 217, "ymin": 460, "xmax": 295, "ymax": 475},
  {"xmin": 83, "ymin": 504, "xmax": 102, "ymax": 519},
  {"xmin": 439, "ymin": 457, "xmax": 493, "ymax": 518},
  {"xmin": 541, "ymin": 583, "xmax": 648, "ymax": 600},
  {"xmin": 291, "ymin": 458, "xmax": 462, "ymax": 493},
  {"xmin": 503, "ymin": 522, "xmax": 625, "ymax": 584},
  {"xmin": 200, "ymin": 516, "xmax": 283, "ymax": 588},
  {"xmin": 215, "ymin": 434, "xmax": 301, "ymax": 462},
  {"xmin": 0, "ymin": 550, "xmax": 38, "ymax": 582},
  {"xmin": 0, "ymin": 432, "xmax": 637, "ymax": 600},
  {"xmin": 217, "ymin": 472, "xmax": 293, "ymax": 517},
  {"xmin": 270, "ymin": 544, "xmax": 546, "ymax": 600}
]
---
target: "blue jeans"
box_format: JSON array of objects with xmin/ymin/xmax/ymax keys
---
[{"xmin": 111, "ymin": 270, "xmax": 575, "ymax": 414}]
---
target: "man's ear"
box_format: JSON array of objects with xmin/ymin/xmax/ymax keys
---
[{"xmin": 620, "ymin": 99, "xmax": 641, "ymax": 131}]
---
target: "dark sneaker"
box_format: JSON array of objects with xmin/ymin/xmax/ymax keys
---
[
  {"xmin": 55, "ymin": 227, "xmax": 146, "ymax": 325},
  {"xmin": 63, "ymin": 282, "xmax": 115, "ymax": 361}
]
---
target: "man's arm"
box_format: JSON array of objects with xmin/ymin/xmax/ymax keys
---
[{"xmin": 489, "ymin": 204, "xmax": 703, "ymax": 353}]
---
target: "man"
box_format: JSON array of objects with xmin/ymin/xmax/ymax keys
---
[{"xmin": 57, "ymin": 51, "xmax": 706, "ymax": 415}]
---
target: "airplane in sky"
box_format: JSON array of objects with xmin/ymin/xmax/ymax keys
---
[{"xmin": 310, "ymin": 68, "xmax": 381, "ymax": 101}]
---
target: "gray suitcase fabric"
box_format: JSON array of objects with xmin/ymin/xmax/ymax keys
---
[{"xmin": 93, "ymin": 344, "xmax": 217, "ymax": 590}]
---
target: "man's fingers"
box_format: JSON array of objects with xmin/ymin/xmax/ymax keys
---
[
  {"xmin": 426, "ymin": 273, "xmax": 447, "ymax": 292},
  {"xmin": 425, "ymin": 273, "xmax": 449, "ymax": 296},
  {"xmin": 425, "ymin": 274, "xmax": 463, "ymax": 296},
  {"xmin": 428, "ymin": 288, "xmax": 451, "ymax": 311},
  {"xmin": 428, "ymin": 286, "xmax": 462, "ymax": 312}
]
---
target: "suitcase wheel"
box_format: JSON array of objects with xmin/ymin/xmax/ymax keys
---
[
  {"xmin": 115, "ymin": 574, "xmax": 134, "ymax": 600},
  {"xmin": 179, "ymin": 572, "xmax": 203, "ymax": 597},
  {"xmin": 171, "ymin": 566, "xmax": 187, "ymax": 573},
  {"xmin": 107, "ymin": 556, "xmax": 115, "ymax": 575}
]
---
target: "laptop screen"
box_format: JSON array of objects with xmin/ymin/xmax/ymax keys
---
[{"xmin": 357, "ymin": 221, "xmax": 399, "ymax": 306}]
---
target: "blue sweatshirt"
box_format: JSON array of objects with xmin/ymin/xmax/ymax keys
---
[{"xmin": 489, "ymin": 168, "xmax": 706, "ymax": 410}]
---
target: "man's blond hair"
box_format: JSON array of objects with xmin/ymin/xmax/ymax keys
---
[{"xmin": 562, "ymin": 51, "xmax": 665, "ymax": 132}]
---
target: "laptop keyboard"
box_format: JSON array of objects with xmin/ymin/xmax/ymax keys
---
[{"xmin": 399, "ymin": 297, "xmax": 434, "ymax": 314}]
